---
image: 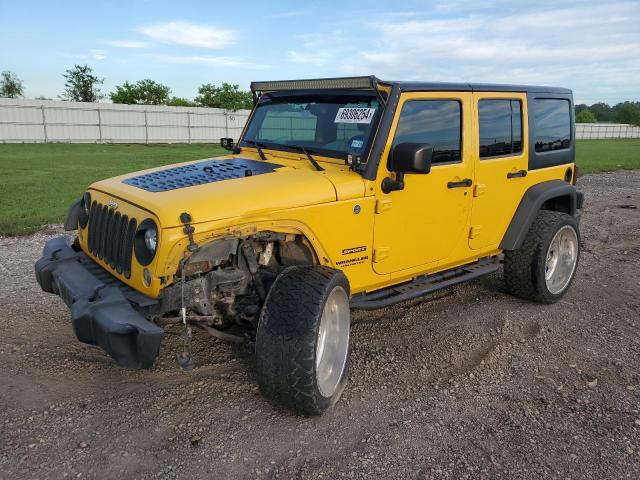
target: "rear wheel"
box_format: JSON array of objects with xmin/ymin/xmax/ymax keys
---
[
  {"xmin": 256, "ymin": 266, "xmax": 350, "ymax": 415},
  {"xmin": 504, "ymin": 210, "xmax": 580, "ymax": 303}
]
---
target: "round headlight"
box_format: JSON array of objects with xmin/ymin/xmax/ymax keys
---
[
  {"xmin": 144, "ymin": 228, "xmax": 157, "ymax": 252},
  {"xmin": 79, "ymin": 192, "xmax": 91, "ymax": 228},
  {"xmin": 134, "ymin": 219, "xmax": 158, "ymax": 266}
]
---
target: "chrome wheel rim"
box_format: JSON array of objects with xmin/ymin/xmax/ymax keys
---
[
  {"xmin": 315, "ymin": 286, "xmax": 350, "ymax": 398},
  {"xmin": 545, "ymin": 225, "xmax": 578, "ymax": 295}
]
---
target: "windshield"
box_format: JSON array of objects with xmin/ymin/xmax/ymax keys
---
[{"xmin": 241, "ymin": 92, "xmax": 382, "ymax": 164}]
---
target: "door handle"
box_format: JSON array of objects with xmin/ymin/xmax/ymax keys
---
[
  {"xmin": 507, "ymin": 169, "xmax": 527, "ymax": 179},
  {"xmin": 447, "ymin": 178, "xmax": 472, "ymax": 189}
]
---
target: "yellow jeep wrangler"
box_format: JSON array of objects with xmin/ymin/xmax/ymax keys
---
[{"xmin": 36, "ymin": 76, "xmax": 583, "ymax": 414}]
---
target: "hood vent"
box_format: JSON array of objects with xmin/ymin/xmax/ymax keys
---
[{"xmin": 123, "ymin": 158, "xmax": 282, "ymax": 192}]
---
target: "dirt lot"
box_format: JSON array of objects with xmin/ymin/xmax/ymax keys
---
[{"xmin": 1, "ymin": 171, "xmax": 639, "ymax": 479}]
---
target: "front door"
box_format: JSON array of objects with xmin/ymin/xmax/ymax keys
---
[
  {"xmin": 469, "ymin": 92, "xmax": 529, "ymax": 250},
  {"xmin": 372, "ymin": 92, "xmax": 474, "ymax": 275}
]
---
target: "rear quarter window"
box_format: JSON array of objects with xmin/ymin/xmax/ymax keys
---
[{"xmin": 533, "ymin": 99, "xmax": 571, "ymax": 152}]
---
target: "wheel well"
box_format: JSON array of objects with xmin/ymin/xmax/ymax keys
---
[
  {"xmin": 180, "ymin": 231, "xmax": 317, "ymax": 278},
  {"xmin": 541, "ymin": 194, "xmax": 572, "ymax": 214},
  {"xmin": 500, "ymin": 180, "xmax": 578, "ymax": 251},
  {"xmin": 158, "ymin": 231, "xmax": 319, "ymax": 330}
]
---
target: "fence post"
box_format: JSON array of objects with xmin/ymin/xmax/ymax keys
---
[
  {"xmin": 97, "ymin": 105, "xmax": 103, "ymax": 143},
  {"xmin": 187, "ymin": 111, "xmax": 191, "ymax": 144},
  {"xmin": 224, "ymin": 110, "xmax": 229, "ymax": 140},
  {"xmin": 144, "ymin": 110, "xmax": 149, "ymax": 144},
  {"xmin": 41, "ymin": 105, "xmax": 48, "ymax": 143}
]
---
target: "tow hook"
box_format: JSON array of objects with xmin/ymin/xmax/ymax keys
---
[{"xmin": 176, "ymin": 256, "xmax": 194, "ymax": 371}]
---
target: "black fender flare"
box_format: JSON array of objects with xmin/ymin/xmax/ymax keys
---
[
  {"xmin": 500, "ymin": 180, "xmax": 583, "ymax": 251},
  {"xmin": 64, "ymin": 198, "xmax": 81, "ymax": 231}
]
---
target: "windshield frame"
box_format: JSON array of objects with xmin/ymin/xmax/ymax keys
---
[{"xmin": 238, "ymin": 90, "xmax": 384, "ymax": 168}]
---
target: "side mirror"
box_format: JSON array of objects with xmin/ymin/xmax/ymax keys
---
[
  {"xmin": 220, "ymin": 137, "xmax": 234, "ymax": 151},
  {"xmin": 382, "ymin": 143, "xmax": 433, "ymax": 193},
  {"xmin": 388, "ymin": 142, "xmax": 432, "ymax": 174}
]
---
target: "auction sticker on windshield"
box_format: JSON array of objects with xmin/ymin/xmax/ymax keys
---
[{"xmin": 334, "ymin": 107, "xmax": 376, "ymax": 124}]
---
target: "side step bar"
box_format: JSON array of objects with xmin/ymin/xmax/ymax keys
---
[{"xmin": 350, "ymin": 257, "xmax": 501, "ymax": 310}]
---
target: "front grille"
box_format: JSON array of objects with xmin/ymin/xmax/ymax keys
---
[{"xmin": 87, "ymin": 201, "xmax": 137, "ymax": 278}]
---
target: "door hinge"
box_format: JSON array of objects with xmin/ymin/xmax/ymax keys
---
[
  {"xmin": 469, "ymin": 226, "xmax": 482, "ymax": 239},
  {"xmin": 375, "ymin": 198, "xmax": 392, "ymax": 214},
  {"xmin": 473, "ymin": 184, "xmax": 486, "ymax": 197},
  {"xmin": 373, "ymin": 247, "xmax": 390, "ymax": 262}
]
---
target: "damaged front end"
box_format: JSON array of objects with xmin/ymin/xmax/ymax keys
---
[
  {"xmin": 35, "ymin": 229, "xmax": 316, "ymax": 369},
  {"xmin": 157, "ymin": 231, "xmax": 315, "ymax": 337}
]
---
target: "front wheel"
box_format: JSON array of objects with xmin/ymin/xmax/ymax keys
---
[
  {"xmin": 256, "ymin": 266, "xmax": 351, "ymax": 415},
  {"xmin": 504, "ymin": 210, "xmax": 580, "ymax": 303}
]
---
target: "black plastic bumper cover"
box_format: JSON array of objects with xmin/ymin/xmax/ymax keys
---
[{"xmin": 34, "ymin": 236, "xmax": 162, "ymax": 369}]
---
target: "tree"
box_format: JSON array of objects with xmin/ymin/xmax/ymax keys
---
[
  {"xmin": 110, "ymin": 79, "xmax": 171, "ymax": 105},
  {"xmin": 109, "ymin": 81, "xmax": 138, "ymax": 104},
  {"xmin": 589, "ymin": 102, "xmax": 615, "ymax": 122},
  {"xmin": 167, "ymin": 96, "xmax": 195, "ymax": 107},
  {"xmin": 0, "ymin": 70, "xmax": 24, "ymax": 98},
  {"xmin": 574, "ymin": 103, "xmax": 588, "ymax": 116},
  {"xmin": 194, "ymin": 82, "xmax": 252, "ymax": 110},
  {"xmin": 613, "ymin": 101, "xmax": 640, "ymax": 126},
  {"xmin": 132, "ymin": 79, "xmax": 171, "ymax": 105},
  {"xmin": 576, "ymin": 108, "xmax": 597, "ymax": 123},
  {"xmin": 62, "ymin": 65, "xmax": 103, "ymax": 102}
]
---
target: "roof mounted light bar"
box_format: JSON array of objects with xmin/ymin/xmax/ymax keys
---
[{"xmin": 250, "ymin": 76, "xmax": 380, "ymax": 94}]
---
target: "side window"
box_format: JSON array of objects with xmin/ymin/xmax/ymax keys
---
[
  {"xmin": 533, "ymin": 99, "xmax": 571, "ymax": 152},
  {"xmin": 479, "ymin": 99, "xmax": 522, "ymax": 158},
  {"xmin": 392, "ymin": 100, "xmax": 462, "ymax": 164}
]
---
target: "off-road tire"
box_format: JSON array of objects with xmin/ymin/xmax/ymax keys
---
[
  {"xmin": 504, "ymin": 210, "xmax": 580, "ymax": 304},
  {"xmin": 256, "ymin": 266, "xmax": 350, "ymax": 415}
]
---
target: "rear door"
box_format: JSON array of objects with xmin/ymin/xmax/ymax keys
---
[{"xmin": 469, "ymin": 92, "xmax": 529, "ymax": 250}]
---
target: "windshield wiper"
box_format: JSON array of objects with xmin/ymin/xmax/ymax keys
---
[
  {"xmin": 242, "ymin": 139, "xmax": 268, "ymax": 161},
  {"xmin": 281, "ymin": 145, "xmax": 324, "ymax": 171}
]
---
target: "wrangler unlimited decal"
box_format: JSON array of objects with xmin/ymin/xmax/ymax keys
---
[{"xmin": 336, "ymin": 255, "xmax": 369, "ymax": 267}]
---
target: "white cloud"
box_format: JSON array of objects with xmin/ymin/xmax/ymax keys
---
[
  {"xmin": 107, "ymin": 40, "xmax": 152, "ymax": 49},
  {"xmin": 286, "ymin": 30, "xmax": 346, "ymax": 67},
  {"xmin": 148, "ymin": 54, "xmax": 270, "ymax": 69},
  {"xmin": 139, "ymin": 21, "xmax": 236, "ymax": 49},
  {"xmin": 340, "ymin": 1, "xmax": 640, "ymax": 103},
  {"xmin": 287, "ymin": 50, "xmax": 331, "ymax": 66},
  {"xmin": 90, "ymin": 49, "xmax": 107, "ymax": 60}
]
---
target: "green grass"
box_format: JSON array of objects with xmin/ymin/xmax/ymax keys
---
[
  {"xmin": 575, "ymin": 138, "xmax": 640, "ymax": 173},
  {"xmin": 0, "ymin": 143, "xmax": 226, "ymax": 235},
  {"xmin": 0, "ymin": 139, "xmax": 638, "ymax": 235}
]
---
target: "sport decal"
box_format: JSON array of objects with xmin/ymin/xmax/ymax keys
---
[{"xmin": 342, "ymin": 246, "xmax": 367, "ymax": 255}]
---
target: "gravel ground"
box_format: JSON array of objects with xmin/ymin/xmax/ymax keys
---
[{"xmin": 1, "ymin": 171, "xmax": 639, "ymax": 480}]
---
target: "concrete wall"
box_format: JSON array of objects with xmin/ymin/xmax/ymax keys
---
[
  {"xmin": 0, "ymin": 98, "xmax": 251, "ymax": 143},
  {"xmin": 575, "ymin": 123, "xmax": 640, "ymax": 139}
]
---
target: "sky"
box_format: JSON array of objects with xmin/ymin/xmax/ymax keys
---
[{"xmin": 1, "ymin": 0, "xmax": 639, "ymax": 105}]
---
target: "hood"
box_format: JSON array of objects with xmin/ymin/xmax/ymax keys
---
[{"xmin": 89, "ymin": 156, "xmax": 351, "ymax": 228}]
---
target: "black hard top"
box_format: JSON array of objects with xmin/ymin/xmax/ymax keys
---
[{"xmin": 391, "ymin": 80, "xmax": 571, "ymax": 95}]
